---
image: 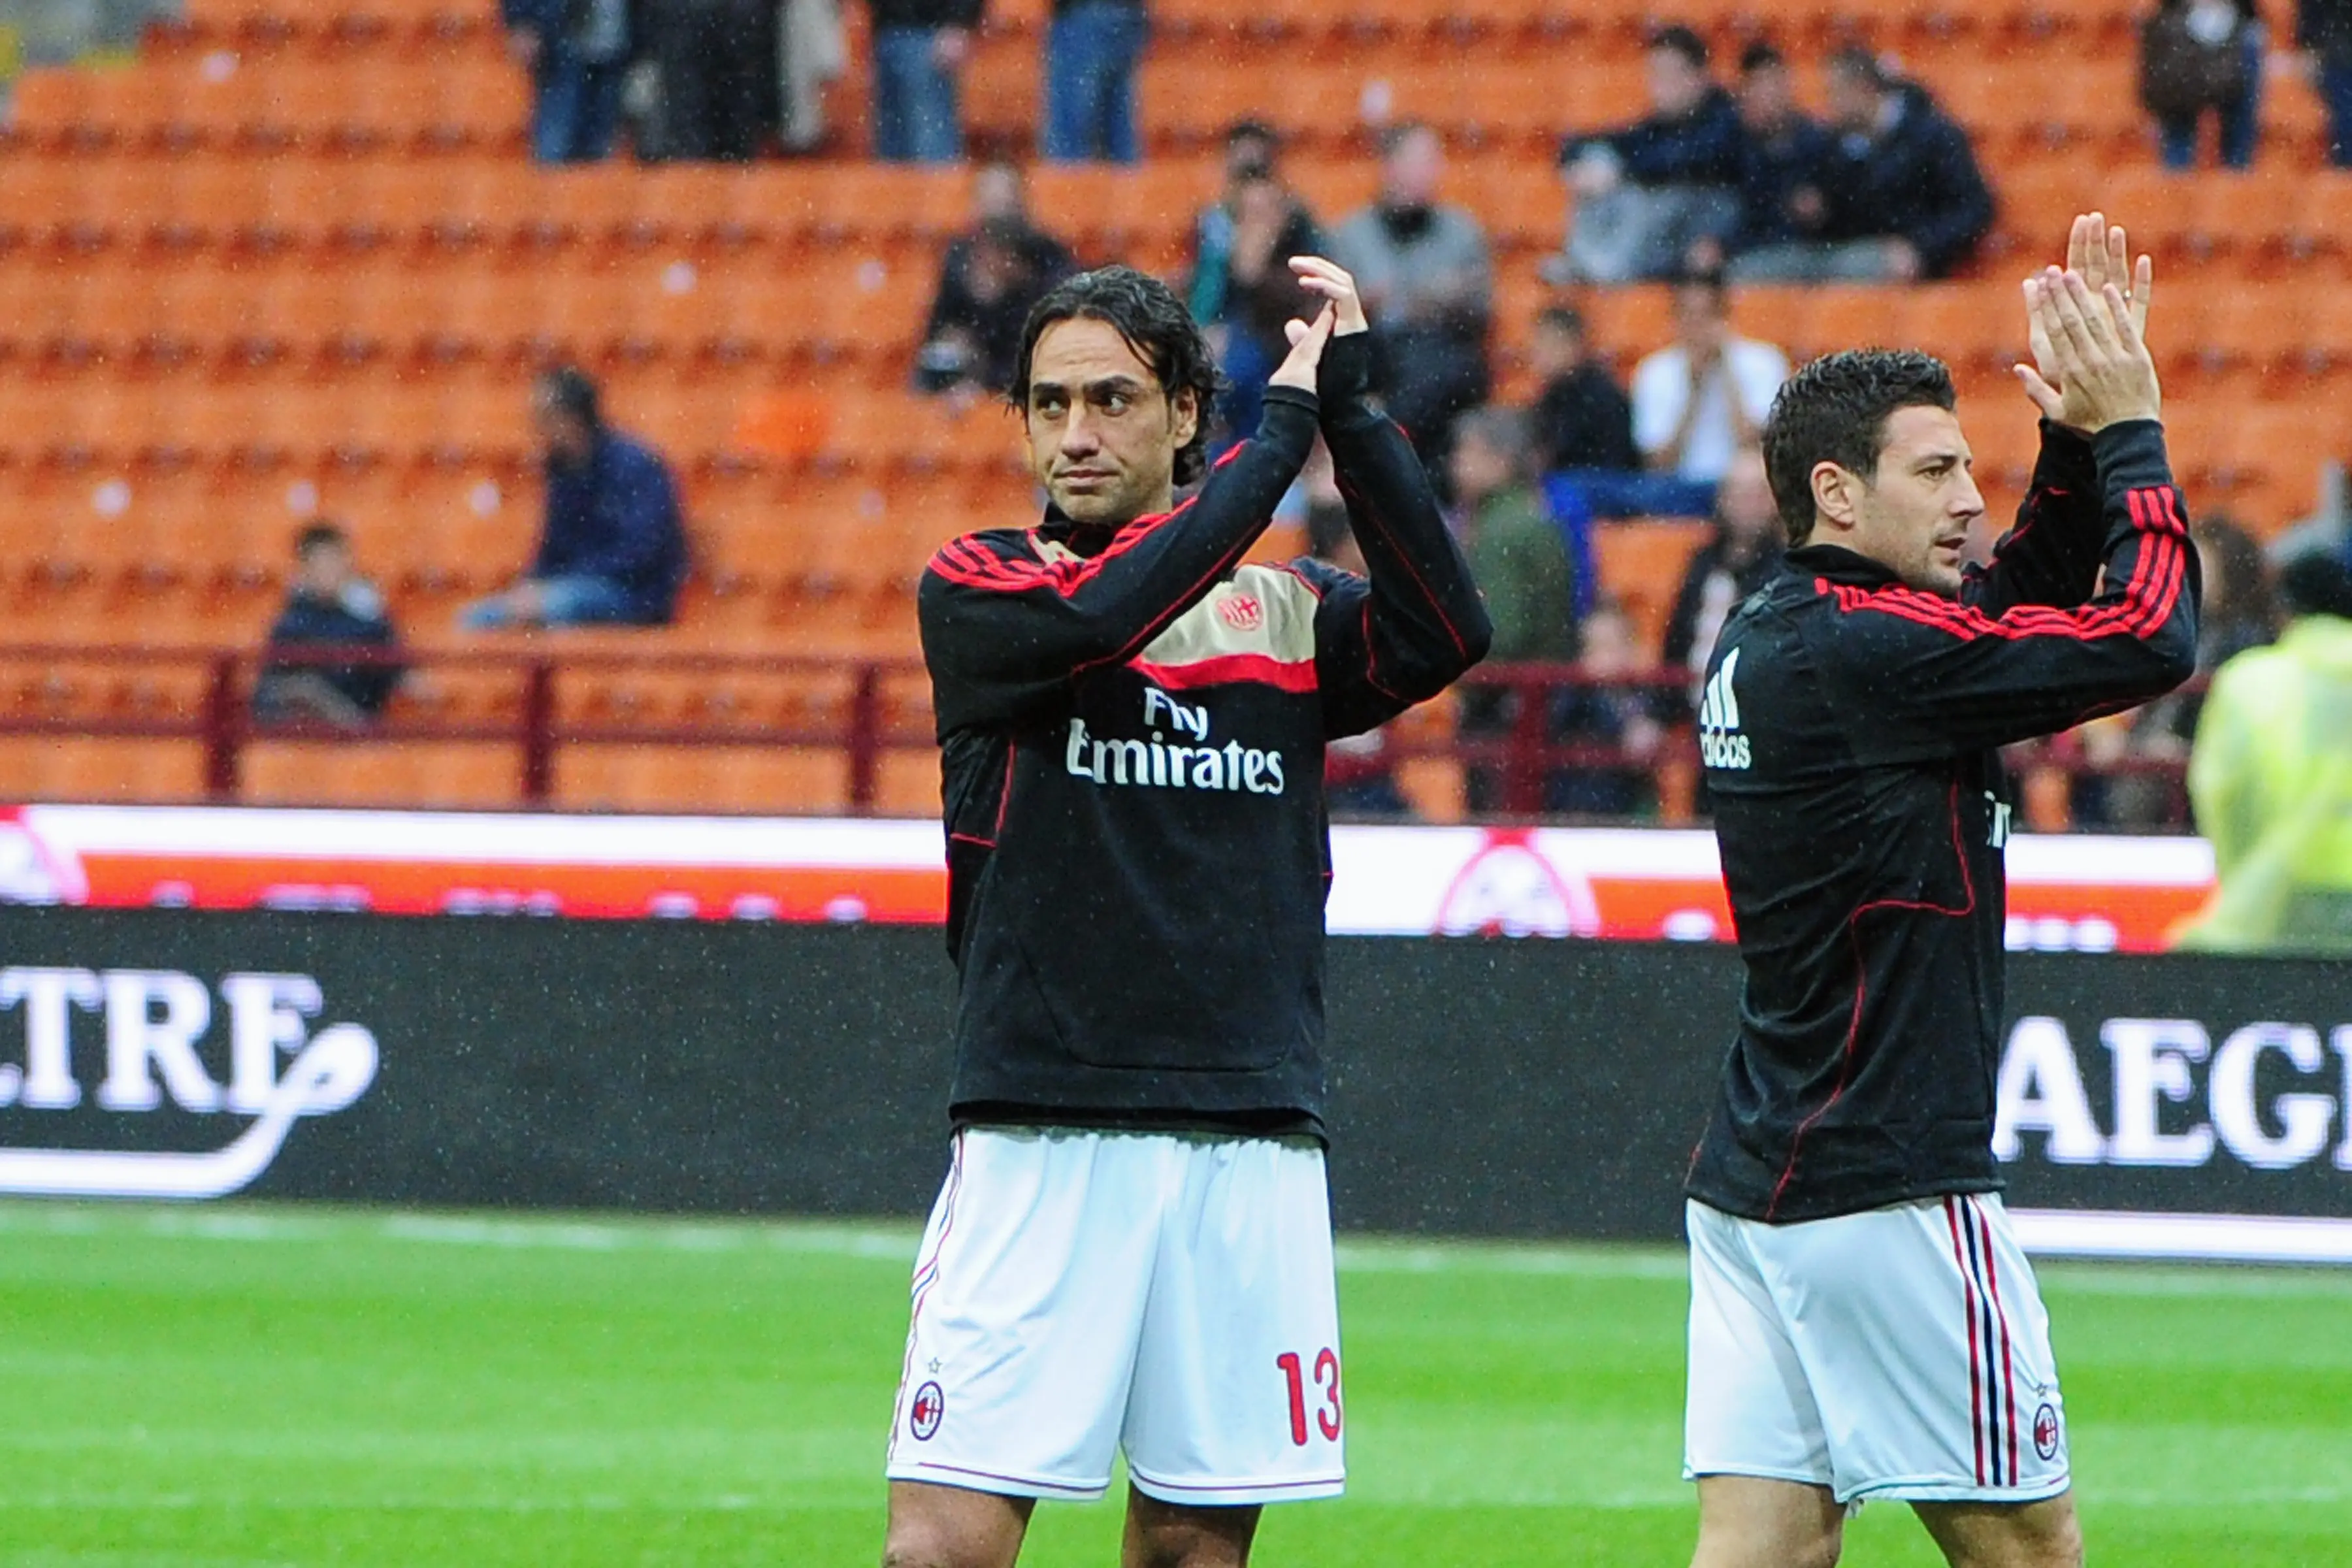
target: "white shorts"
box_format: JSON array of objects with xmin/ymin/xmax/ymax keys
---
[
  {"xmin": 885, "ymin": 1126, "xmax": 1345, "ymax": 1506},
  {"xmin": 1685, "ymin": 1193, "xmax": 2070, "ymax": 1506}
]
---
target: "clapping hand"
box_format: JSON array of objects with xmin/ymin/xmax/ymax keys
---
[
  {"xmin": 2020, "ymin": 266, "xmax": 2161, "ymax": 434},
  {"xmin": 2017, "ymin": 212, "xmax": 2153, "ymax": 430}
]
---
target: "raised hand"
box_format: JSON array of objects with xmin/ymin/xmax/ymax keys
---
[
  {"xmin": 1287, "ymin": 256, "xmax": 1370, "ymax": 337},
  {"xmin": 1270, "ymin": 304, "xmax": 1338, "ymax": 391},
  {"xmin": 2019, "ymin": 213, "xmax": 2154, "ymax": 428},
  {"xmin": 2023, "ymin": 268, "xmax": 2161, "ymax": 434}
]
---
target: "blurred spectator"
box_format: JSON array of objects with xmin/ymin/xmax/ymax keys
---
[
  {"xmin": 504, "ymin": 0, "xmax": 634, "ymax": 163},
  {"xmin": 461, "ymin": 368, "xmax": 689, "ymax": 630},
  {"xmin": 254, "ymin": 523, "xmax": 403, "ymax": 729},
  {"xmin": 1799, "ymin": 49, "xmax": 1995, "ymax": 282},
  {"xmin": 2302, "ymin": 0, "xmax": 2352, "ymax": 165},
  {"xmin": 868, "ymin": 0, "xmax": 979, "ymax": 162},
  {"xmin": 1528, "ymin": 306, "xmax": 1640, "ymax": 476},
  {"xmin": 1661, "ymin": 447, "xmax": 1782, "ymax": 698},
  {"xmin": 1306, "ymin": 478, "xmax": 1414, "ymax": 819},
  {"xmin": 1718, "ymin": 41, "xmax": 1839, "ymax": 280},
  {"xmin": 1450, "ymin": 407, "xmax": 1578, "ymax": 812},
  {"xmin": 1042, "ymin": 0, "xmax": 1147, "ymax": 163},
  {"xmin": 2140, "ymin": 0, "xmax": 2265, "ymax": 169},
  {"xmin": 1328, "ymin": 122, "xmax": 1494, "ymax": 476},
  {"xmin": 915, "ymin": 162, "xmax": 1078, "ymax": 398},
  {"xmin": 2176, "ymin": 550, "xmax": 2352, "ymax": 954},
  {"xmin": 1548, "ymin": 598, "xmax": 1667, "ymax": 817},
  {"xmin": 782, "ymin": 0, "xmax": 850, "ymax": 152},
  {"xmin": 1188, "ymin": 122, "xmax": 1323, "ymax": 448},
  {"xmin": 646, "ymin": 0, "xmax": 779, "ymax": 161},
  {"xmin": 1632, "ymin": 270, "xmax": 1788, "ymax": 489},
  {"xmin": 1552, "ymin": 25, "xmax": 1743, "ymax": 285}
]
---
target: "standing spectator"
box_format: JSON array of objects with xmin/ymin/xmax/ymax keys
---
[
  {"xmin": 460, "ymin": 368, "xmax": 689, "ymax": 630},
  {"xmin": 1448, "ymin": 407, "xmax": 1578, "ymax": 811},
  {"xmin": 1661, "ymin": 446, "xmax": 1782, "ymax": 698},
  {"xmin": 1041, "ymin": 0, "xmax": 1147, "ymax": 163},
  {"xmin": 1552, "ymin": 25, "xmax": 1744, "ymax": 285},
  {"xmin": 504, "ymin": 0, "xmax": 634, "ymax": 163},
  {"xmin": 2303, "ymin": 0, "xmax": 2352, "ymax": 165},
  {"xmin": 2140, "ymin": 0, "xmax": 2265, "ymax": 169},
  {"xmin": 1803, "ymin": 49, "xmax": 1996, "ymax": 282},
  {"xmin": 1548, "ymin": 598, "xmax": 1667, "ymax": 817},
  {"xmin": 254, "ymin": 523, "xmax": 404, "ymax": 729},
  {"xmin": 1188, "ymin": 121, "xmax": 1323, "ymax": 448},
  {"xmin": 1719, "ymin": 42, "xmax": 1839, "ymax": 281},
  {"xmin": 1528, "ymin": 305, "xmax": 1640, "ymax": 476},
  {"xmin": 647, "ymin": 0, "xmax": 779, "ymax": 161},
  {"xmin": 915, "ymin": 161, "xmax": 1078, "ymax": 398},
  {"xmin": 2178, "ymin": 550, "xmax": 2352, "ymax": 954},
  {"xmin": 1327, "ymin": 122, "xmax": 1494, "ymax": 476},
  {"xmin": 868, "ymin": 0, "xmax": 980, "ymax": 163},
  {"xmin": 1631, "ymin": 270, "xmax": 1788, "ymax": 491}
]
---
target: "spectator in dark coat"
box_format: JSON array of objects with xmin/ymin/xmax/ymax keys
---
[
  {"xmin": 1661, "ymin": 447, "xmax": 1782, "ymax": 697},
  {"xmin": 2140, "ymin": 0, "xmax": 2265, "ymax": 169},
  {"xmin": 645, "ymin": 0, "xmax": 780, "ymax": 161},
  {"xmin": 503, "ymin": 0, "xmax": 634, "ymax": 163},
  {"xmin": 1528, "ymin": 306, "xmax": 1639, "ymax": 476},
  {"xmin": 460, "ymin": 367, "xmax": 689, "ymax": 630},
  {"xmin": 1188, "ymin": 121, "xmax": 1324, "ymax": 449},
  {"xmin": 256, "ymin": 523, "xmax": 404, "ymax": 728},
  {"xmin": 915, "ymin": 162, "xmax": 1079, "ymax": 399},
  {"xmin": 1718, "ymin": 42, "xmax": 1838, "ymax": 279},
  {"xmin": 868, "ymin": 0, "xmax": 982, "ymax": 162},
  {"xmin": 1553, "ymin": 25, "xmax": 1744, "ymax": 284},
  {"xmin": 2299, "ymin": 0, "xmax": 2352, "ymax": 165},
  {"xmin": 1812, "ymin": 50, "xmax": 1996, "ymax": 280}
]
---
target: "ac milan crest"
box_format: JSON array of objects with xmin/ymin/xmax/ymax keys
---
[
  {"xmin": 909, "ymin": 1380, "xmax": 945, "ymax": 1441},
  {"xmin": 2033, "ymin": 1402, "xmax": 2061, "ymax": 1461},
  {"xmin": 1218, "ymin": 594, "xmax": 1263, "ymax": 632}
]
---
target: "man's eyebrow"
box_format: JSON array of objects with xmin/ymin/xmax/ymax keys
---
[
  {"xmin": 1913, "ymin": 448, "xmax": 1970, "ymax": 468},
  {"xmin": 1082, "ymin": 375, "xmax": 1149, "ymax": 397}
]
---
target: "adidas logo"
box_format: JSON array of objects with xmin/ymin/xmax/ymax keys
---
[{"xmin": 1699, "ymin": 647, "xmax": 1752, "ymax": 771}]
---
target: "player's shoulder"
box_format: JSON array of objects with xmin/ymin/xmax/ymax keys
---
[{"xmin": 924, "ymin": 528, "xmax": 1041, "ymax": 591}]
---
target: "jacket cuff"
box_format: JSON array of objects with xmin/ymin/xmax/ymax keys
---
[
  {"xmin": 1315, "ymin": 333, "xmax": 1376, "ymax": 420},
  {"xmin": 2092, "ymin": 418, "xmax": 2177, "ymax": 501}
]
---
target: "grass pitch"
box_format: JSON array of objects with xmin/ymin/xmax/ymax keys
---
[{"xmin": 1, "ymin": 1203, "xmax": 2347, "ymax": 1567}]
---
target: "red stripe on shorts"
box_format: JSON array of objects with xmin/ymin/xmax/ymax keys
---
[{"xmin": 1944, "ymin": 1196, "xmax": 1987, "ymax": 1486}]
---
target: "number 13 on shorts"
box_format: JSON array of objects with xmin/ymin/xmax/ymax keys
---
[{"xmin": 1277, "ymin": 1348, "xmax": 1343, "ymax": 1446}]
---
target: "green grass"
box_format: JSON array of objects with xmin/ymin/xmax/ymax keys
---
[{"xmin": 1, "ymin": 1203, "xmax": 2348, "ymax": 1566}]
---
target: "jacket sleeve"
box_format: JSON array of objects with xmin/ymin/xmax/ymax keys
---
[
  {"xmin": 1303, "ymin": 333, "xmax": 1494, "ymax": 739},
  {"xmin": 1961, "ymin": 421, "xmax": 2107, "ymax": 615},
  {"xmin": 919, "ymin": 391, "xmax": 1319, "ymax": 731},
  {"xmin": 1820, "ymin": 419, "xmax": 2201, "ymax": 761}
]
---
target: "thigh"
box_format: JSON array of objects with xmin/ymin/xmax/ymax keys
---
[
  {"xmin": 1913, "ymin": 1490, "xmax": 2083, "ymax": 1568},
  {"xmin": 1122, "ymin": 1137, "xmax": 1345, "ymax": 1506},
  {"xmin": 883, "ymin": 1480, "xmax": 1034, "ymax": 1568},
  {"xmin": 1757, "ymin": 1195, "xmax": 2069, "ymax": 1507},
  {"xmin": 1122, "ymin": 1487, "xmax": 1260, "ymax": 1568},
  {"xmin": 1684, "ymin": 1200, "xmax": 1835, "ymax": 1492},
  {"xmin": 887, "ymin": 1130, "xmax": 1163, "ymax": 1500},
  {"xmin": 1691, "ymin": 1474, "xmax": 1843, "ymax": 1568}
]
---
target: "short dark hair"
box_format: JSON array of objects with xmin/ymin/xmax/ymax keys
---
[
  {"xmin": 1225, "ymin": 118, "xmax": 1276, "ymax": 150},
  {"xmin": 1761, "ymin": 349, "xmax": 1957, "ymax": 547},
  {"xmin": 1740, "ymin": 40, "xmax": 1785, "ymax": 74},
  {"xmin": 536, "ymin": 365, "xmax": 600, "ymax": 432},
  {"xmin": 2279, "ymin": 549, "xmax": 2352, "ymax": 621},
  {"xmin": 1827, "ymin": 44, "xmax": 1893, "ymax": 92},
  {"xmin": 1648, "ymin": 24, "xmax": 1709, "ymax": 69},
  {"xmin": 295, "ymin": 520, "xmax": 347, "ymax": 557},
  {"xmin": 1535, "ymin": 304, "xmax": 1587, "ymax": 337},
  {"xmin": 1007, "ymin": 265, "xmax": 1224, "ymax": 487}
]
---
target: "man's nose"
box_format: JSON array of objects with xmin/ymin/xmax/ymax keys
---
[{"xmin": 1060, "ymin": 407, "xmax": 1102, "ymax": 455}]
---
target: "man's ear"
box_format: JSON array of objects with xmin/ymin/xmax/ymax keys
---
[
  {"xmin": 1809, "ymin": 460, "xmax": 1861, "ymax": 534},
  {"xmin": 1169, "ymin": 385, "xmax": 1200, "ymax": 453}
]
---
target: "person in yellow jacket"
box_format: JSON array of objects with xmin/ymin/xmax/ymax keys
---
[{"xmin": 2176, "ymin": 549, "xmax": 2352, "ymax": 955}]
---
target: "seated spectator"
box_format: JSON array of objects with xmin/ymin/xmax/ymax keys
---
[
  {"xmin": 460, "ymin": 368, "xmax": 689, "ymax": 630},
  {"xmin": 1450, "ymin": 407, "xmax": 1578, "ymax": 812},
  {"xmin": 1305, "ymin": 495, "xmax": 1414, "ymax": 819},
  {"xmin": 867, "ymin": 0, "xmax": 980, "ymax": 163},
  {"xmin": 1661, "ymin": 446, "xmax": 1782, "ymax": 700},
  {"xmin": 2177, "ymin": 549, "xmax": 2352, "ymax": 954},
  {"xmin": 1188, "ymin": 121, "xmax": 1323, "ymax": 449},
  {"xmin": 2140, "ymin": 0, "xmax": 2264, "ymax": 170},
  {"xmin": 1633, "ymin": 270, "xmax": 1788, "ymax": 491},
  {"xmin": 1528, "ymin": 306, "xmax": 1640, "ymax": 476},
  {"xmin": 1716, "ymin": 42, "xmax": 1838, "ymax": 280},
  {"xmin": 916, "ymin": 162, "xmax": 1077, "ymax": 399},
  {"xmin": 1552, "ymin": 25, "xmax": 1744, "ymax": 285},
  {"xmin": 1041, "ymin": 0, "xmax": 1147, "ymax": 163},
  {"xmin": 1795, "ymin": 49, "xmax": 1996, "ymax": 283},
  {"xmin": 1548, "ymin": 597, "xmax": 1667, "ymax": 818},
  {"xmin": 254, "ymin": 522, "xmax": 404, "ymax": 730},
  {"xmin": 504, "ymin": 0, "xmax": 634, "ymax": 164},
  {"xmin": 1327, "ymin": 122, "xmax": 1494, "ymax": 477}
]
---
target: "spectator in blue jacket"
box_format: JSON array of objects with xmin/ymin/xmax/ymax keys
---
[
  {"xmin": 503, "ymin": 0, "xmax": 634, "ymax": 163},
  {"xmin": 1552, "ymin": 25, "xmax": 1744, "ymax": 284},
  {"xmin": 460, "ymin": 368, "xmax": 689, "ymax": 630},
  {"xmin": 255, "ymin": 522, "xmax": 404, "ymax": 728},
  {"xmin": 1716, "ymin": 42, "xmax": 1838, "ymax": 282}
]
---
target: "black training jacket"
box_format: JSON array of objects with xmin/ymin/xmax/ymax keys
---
[
  {"xmin": 917, "ymin": 336, "xmax": 1491, "ymax": 1136},
  {"xmin": 1686, "ymin": 419, "xmax": 2199, "ymax": 1223}
]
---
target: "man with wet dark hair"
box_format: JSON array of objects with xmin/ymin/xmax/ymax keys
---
[
  {"xmin": 1680, "ymin": 218, "xmax": 2198, "ymax": 1568},
  {"xmin": 884, "ymin": 259, "xmax": 1489, "ymax": 1567}
]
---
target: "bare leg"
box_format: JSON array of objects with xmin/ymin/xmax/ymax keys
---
[
  {"xmin": 1120, "ymin": 1488, "xmax": 1261, "ymax": 1568},
  {"xmin": 881, "ymin": 1480, "xmax": 1035, "ymax": 1568},
  {"xmin": 1914, "ymin": 1492, "xmax": 2083, "ymax": 1568},
  {"xmin": 1690, "ymin": 1475, "xmax": 1844, "ymax": 1568}
]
